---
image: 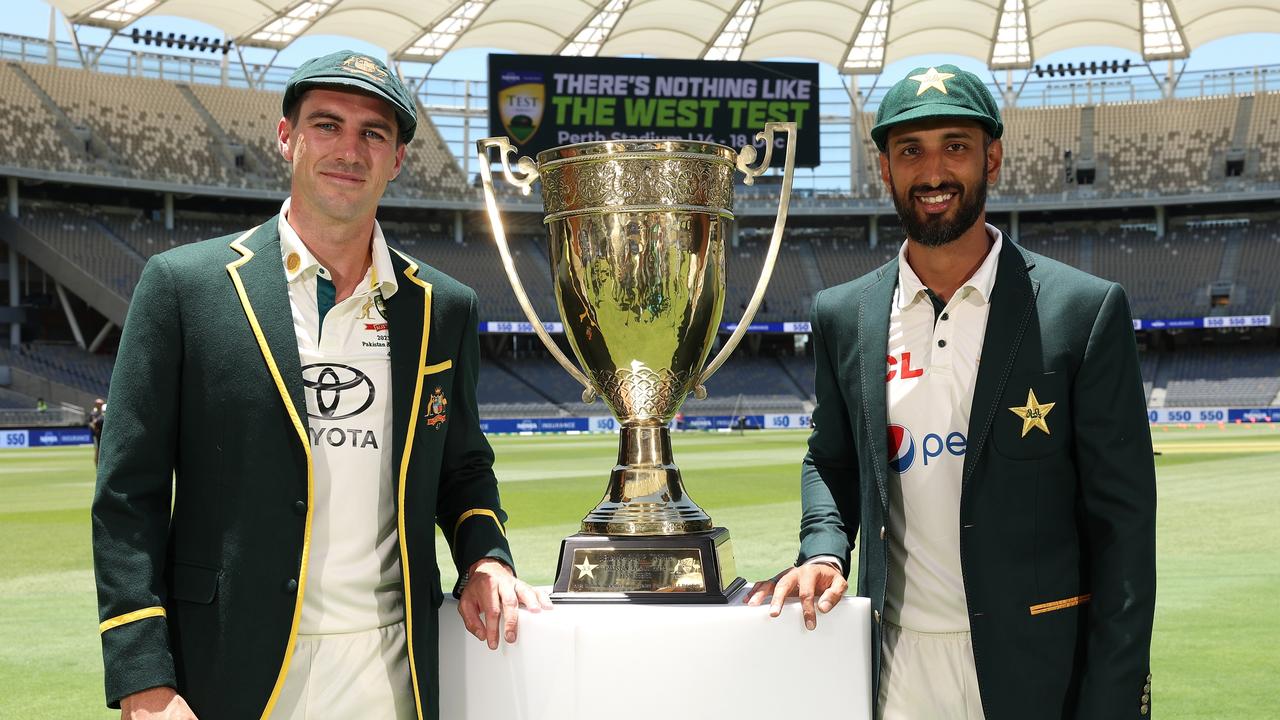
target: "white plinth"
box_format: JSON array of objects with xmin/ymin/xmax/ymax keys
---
[{"xmin": 438, "ymin": 589, "xmax": 872, "ymax": 720}]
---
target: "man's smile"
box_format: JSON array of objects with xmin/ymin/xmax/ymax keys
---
[{"xmin": 914, "ymin": 188, "xmax": 958, "ymax": 214}]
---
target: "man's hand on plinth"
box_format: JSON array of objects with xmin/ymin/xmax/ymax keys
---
[
  {"xmin": 458, "ymin": 558, "xmax": 553, "ymax": 650},
  {"xmin": 744, "ymin": 563, "xmax": 848, "ymax": 630}
]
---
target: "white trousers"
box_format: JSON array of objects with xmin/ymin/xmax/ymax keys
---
[
  {"xmin": 877, "ymin": 621, "xmax": 986, "ymax": 720},
  {"xmin": 270, "ymin": 621, "xmax": 416, "ymax": 720}
]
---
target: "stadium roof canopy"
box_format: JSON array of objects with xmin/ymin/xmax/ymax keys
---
[{"xmin": 51, "ymin": 0, "xmax": 1276, "ymax": 72}]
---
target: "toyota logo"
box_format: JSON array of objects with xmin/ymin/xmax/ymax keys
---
[{"xmin": 302, "ymin": 363, "xmax": 375, "ymax": 420}]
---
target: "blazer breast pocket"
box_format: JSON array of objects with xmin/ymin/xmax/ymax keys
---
[
  {"xmin": 420, "ymin": 359, "xmax": 455, "ymax": 430},
  {"xmin": 992, "ymin": 371, "xmax": 1070, "ymax": 460}
]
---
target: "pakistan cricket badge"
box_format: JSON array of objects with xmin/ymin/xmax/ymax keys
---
[{"xmin": 425, "ymin": 387, "xmax": 448, "ymax": 428}]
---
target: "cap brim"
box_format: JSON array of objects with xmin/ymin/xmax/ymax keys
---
[
  {"xmin": 292, "ymin": 76, "xmax": 415, "ymax": 141},
  {"xmin": 872, "ymin": 104, "xmax": 997, "ymax": 150}
]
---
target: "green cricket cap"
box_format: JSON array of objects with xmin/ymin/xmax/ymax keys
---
[
  {"xmin": 283, "ymin": 50, "xmax": 417, "ymax": 144},
  {"xmin": 871, "ymin": 64, "xmax": 1002, "ymax": 151}
]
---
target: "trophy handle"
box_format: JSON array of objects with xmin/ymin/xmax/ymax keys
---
[
  {"xmin": 475, "ymin": 137, "xmax": 598, "ymax": 403},
  {"xmin": 692, "ymin": 121, "xmax": 797, "ymax": 399}
]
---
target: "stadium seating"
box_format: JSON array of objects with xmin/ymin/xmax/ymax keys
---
[
  {"xmin": 1234, "ymin": 217, "xmax": 1280, "ymax": 315},
  {"xmin": 17, "ymin": 204, "xmax": 143, "ymax": 298},
  {"xmin": 1157, "ymin": 348, "xmax": 1280, "ymax": 407},
  {"xmin": 21, "ymin": 63, "xmax": 233, "ymax": 187},
  {"xmin": 1250, "ymin": 92, "xmax": 1280, "ymax": 184},
  {"xmin": 0, "ymin": 341, "xmax": 116, "ymax": 396},
  {"xmin": 0, "ymin": 60, "xmax": 472, "ymax": 198},
  {"xmin": 4, "ymin": 53, "xmax": 1278, "ymax": 420},
  {"xmin": 994, "ymin": 105, "xmax": 1083, "ymax": 198},
  {"xmin": 0, "ymin": 63, "xmax": 93, "ymax": 175},
  {"xmin": 1093, "ymin": 97, "xmax": 1239, "ymax": 196}
]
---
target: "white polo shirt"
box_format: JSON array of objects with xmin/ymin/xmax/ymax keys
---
[
  {"xmin": 277, "ymin": 199, "xmax": 404, "ymax": 635},
  {"xmin": 883, "ymin": 225, "xmax": 1001, "ymax": 633}
]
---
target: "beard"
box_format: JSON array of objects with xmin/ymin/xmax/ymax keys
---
[{"xmin": 889, "ymin": 174, "xmax": 987, "ymax": 248}]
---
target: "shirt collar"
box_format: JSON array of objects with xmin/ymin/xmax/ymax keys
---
[
  {"xmin": 895, "ymin": 223, "xmax": 1003, "ymax": 310},
  {"xmin": 277, "ymin": 198, "xmax": 398, "ymax": 299}
]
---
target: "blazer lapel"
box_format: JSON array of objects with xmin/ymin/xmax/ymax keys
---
[
  {"xmin": 225, "ymin": 217, "xmax": 309, "ymax": 441},
  {"xmin": 962, "ymin": 239, "xmax": 1039, "ymax": 489},
  {"xmin": 385, "ymin": 249, "xmax": 433, "ymax": 476},
  {"xmin": 858, "ymin": 258, "xmax": 898, "ymax": 512}
]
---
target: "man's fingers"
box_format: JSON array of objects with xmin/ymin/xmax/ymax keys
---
[
  {"xmin": 458, "ymin": 593, "xmax": 485, "ymax": 641},
  {"xmin": 484, "ymin": 586, "xmax": 502, "ymax": 650},
  {"xmin": 768, "ymin": 572, "xmax": 797, "ymax": 617},
  {"xmin": 817, "ymin": 585, "xmax": 845, "ymax": 614},
  {"xmin": 499, "ymin": 581, "xmax": 520, "ymax": 644},
  {"xmin": 515, "ymin": 582, "xmax": 548, "ymax": 612},
  {"xmin": 744, "ymin": 579, "xmax": 775, "ymax": 606},
  {"xmin": 798, "ymin": 570, "xmax": 818, "ymax": 630}
]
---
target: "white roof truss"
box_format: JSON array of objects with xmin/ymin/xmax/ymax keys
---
[
  {"xmin": 1141, "ymin": 0, "xmax": 1189, "ymax": 60},
  {"xmin": 842, "ymin": 0, "xmax": 891, "ymax": 74},
  {"xmin": 989, "ymin": 0, "xmax": 1032, "ymax": 69},
  {"xmin": 397, "ymin": 0, "xmax": 493, "ymax": 63},
  {"xmin": 559, "ymin": 0, "xmax": 633, "ymax": 57},
  {"xmin": 702, "ymin": 0, "xmax": 762, "ymax": 62}
]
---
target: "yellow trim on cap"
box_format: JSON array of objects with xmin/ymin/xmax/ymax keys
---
[
  {"xmin": 1029, "ymin": 593, "xmax": 1092, "ymax": 616},
  {"xmin": 453, "ymin": 508, "xmax": 506, "ymax": 547},
  {"xmin": 99, "ymin": 606, "xmax": 166, "ymax": 634},
  {"xmin": 225, "ymin": 228, "xmax": 315, "ymax": 720},
  {"xmin": 395, "ymin": 251, "xmax": 432, "ymax": 720}
]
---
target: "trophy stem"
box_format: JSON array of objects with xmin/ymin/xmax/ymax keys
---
[{"xmin": 580, "ymin": 426, "xmax": 713, "ymax": 536}]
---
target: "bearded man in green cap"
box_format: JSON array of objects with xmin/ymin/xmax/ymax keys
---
[
  {"xmin": 748, "ymin": 64, "xmax": 1156, "ymax": 719},
  {"xmin": 92, "ymin": 50, "xmax": 549, "ymax": 720}
]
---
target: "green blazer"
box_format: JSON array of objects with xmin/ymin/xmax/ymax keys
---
[
  {"xmin": 92, "ymin": 217, "xmax": 513, "ymax": 720},
  {"xmin": 799, "ymin": 236, "xmax": 1156, "ymax": 719}
]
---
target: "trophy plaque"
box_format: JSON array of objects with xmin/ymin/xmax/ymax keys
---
[{"xmin": 477, "ymin": 123, "xmax": 796, "ymax": 603}]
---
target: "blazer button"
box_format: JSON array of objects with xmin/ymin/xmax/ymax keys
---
[
  {"xmin": 1147, "ymin": 673, "xmax": 1153, "ymax": 682},
  {"xmin": 1143, "ymin": 683, "xmax": 1151, "ymax": 694},
  {"xmin": 873, "ymin": 610, "xmax": 881, "ymax": 623},
  {"xmin": 879, "ymin": 526, "xmax": 886, "ymax": 540},
  {"xmin": 1141, "ymin": 694, "xmax": 1150, "ymax": 704},
  {"xmin": 284, "ymin": 578, "xmax": 298, "ymax": 593},
  {"xmin": 294, "ymin": 500, "xmax": 307, "ymax": 516},
  {"xmin": 1140, "ymin": 705, "xmax": 1149, "ymax": 716}
]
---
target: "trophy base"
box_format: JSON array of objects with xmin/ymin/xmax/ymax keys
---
[{"xmin": 550, "ymin": 528, "xmax": 745, "ymax": 604}]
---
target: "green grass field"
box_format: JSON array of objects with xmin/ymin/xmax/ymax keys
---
[{"xmin": 3, "ymin": 424, "xmax": 1278, "ymax": 717}]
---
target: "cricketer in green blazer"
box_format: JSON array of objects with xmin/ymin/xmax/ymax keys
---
[
  {"xmin": 751, "ymin": 64, "xmax": 1156, "ymax": 719},
  {"xmin": 92, "ymin": 218, "xmax": 512, "ymax": 719},
  {"xmin": 798, "ymin": 236, "xmax": 1157, "ymax": 719}
]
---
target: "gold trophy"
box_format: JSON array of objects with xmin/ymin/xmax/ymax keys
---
[{"xmin": 477, "ymin": 123, "xmax": 795, "ymax": 602}]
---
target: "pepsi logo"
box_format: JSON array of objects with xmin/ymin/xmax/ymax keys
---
[
  {"xmin": 888, "ymin": 424, "xmax": 915, "ymax": 473},
  {"xmin": 887, "ymin": 425, "xmax": 968, "ymax": 474}
]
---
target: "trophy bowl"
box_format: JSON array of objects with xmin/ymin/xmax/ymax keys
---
[{"xmin": 477, "ymin": 123, "xmax": 796, "ymax": 602}]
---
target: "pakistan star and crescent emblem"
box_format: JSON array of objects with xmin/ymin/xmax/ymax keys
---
[
  {"xmin": 910, "ymin": 67, "xmax": 956, "ymax": 96},
  {"xmin": 1008, "ymin": 389, "xmax": 1055, "ymax": 437},
  {"xmin": 574, "ymin": 557, "xmax": 598, "ymax": 580}
]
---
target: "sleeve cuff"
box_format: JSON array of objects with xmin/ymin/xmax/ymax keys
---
[
  {"xmin": 802, "ymin": 555, "xmax": 844, "ymax": 573},
  {"xmin": 99, "ymin": 611, "xmax": 175, "ymax": 708},
  {"xmin": 450, "ymin": 508, "xmax": 514, "ymax": 581}
]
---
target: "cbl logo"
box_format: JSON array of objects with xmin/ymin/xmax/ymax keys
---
[{"xmin": 888, "ymin": 424, "xmax": 967, "ymax": 473}]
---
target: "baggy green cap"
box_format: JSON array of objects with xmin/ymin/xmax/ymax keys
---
[
  {"xmin": 282, "ymin": 50, "xmax": 417, "ymax": 144},
  {"xmin": 871, "ymin": 64, "xmax": 1002, "ymax": 151}
]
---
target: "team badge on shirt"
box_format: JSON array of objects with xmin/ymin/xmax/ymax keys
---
[
  {"xmin": 1008, "ymin": 388, "xmax": 1055, "ymax": 437},
  {"xmin": 425, "ymin": 386, "xmax": 448, "ymax": 428}
]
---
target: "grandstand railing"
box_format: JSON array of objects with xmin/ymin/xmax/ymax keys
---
[
  {"xmin": 5, "ymin": 31, "xmax": 1280, "ymax": 196},
  {"xmin": 0, "ymin": 407, "xmax": 86, "ymax": 428}
]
